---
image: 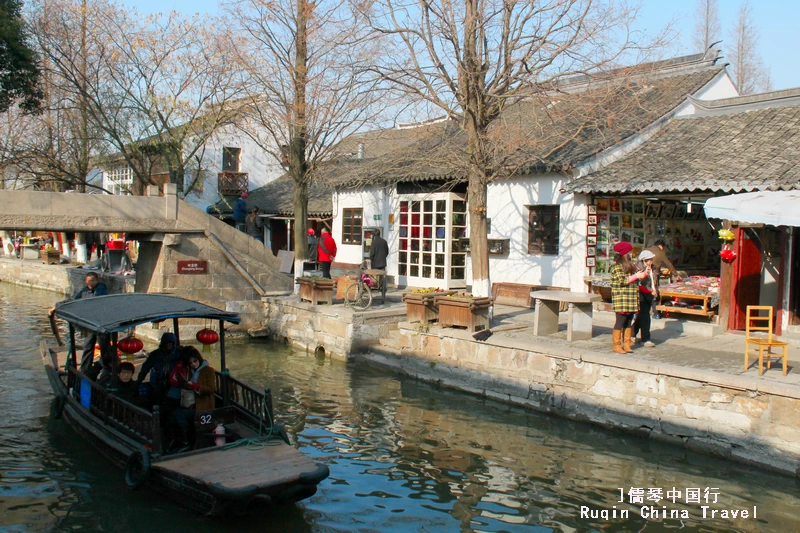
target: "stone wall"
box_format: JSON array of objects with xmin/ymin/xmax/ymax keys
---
[
  {"xmin": 362, "ymin": 323, "xmax": 800, "ymax": 476},
  {"xmin": 0, "ymin": 259, "xmax": 135, "ymax": 296},
  {"xmin": 0, "ymin": 258, "xmax": 72, "ymax": 294},
  {"xmin": 263, "ymin": 297, "xmax": 403, "ymax": 358}
]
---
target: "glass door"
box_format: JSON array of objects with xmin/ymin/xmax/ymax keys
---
[{"xmin": 398, "ymin": 193, "xmax": 466, "ymax": 288}]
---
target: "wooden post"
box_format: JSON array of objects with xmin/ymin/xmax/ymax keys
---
[
  {"xmin": 264, "ymin": 387, "xmax": 274, "ymax": 427},
  {"xmin": 172, "ymin": 318, "xmax": 180, "ymax": 344},
  {"xmin": 152, "ymin": 405, "xmax": 163, "ymax": 455},
  {"xmin": 218, "ymin": 319, "xmax": 226, "ymax": 372}
]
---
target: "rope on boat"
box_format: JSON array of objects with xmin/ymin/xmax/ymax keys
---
[{"xmin": 223, "ymin": 395, "xmax": 286, "ymax": 451}]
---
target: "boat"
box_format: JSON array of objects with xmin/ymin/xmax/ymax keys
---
[{"xmin": 41, "ymin": 293, "xmax": 329, "ymax": 516}]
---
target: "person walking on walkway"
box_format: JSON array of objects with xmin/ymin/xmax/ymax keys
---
[
  {"xmin": 632, "ymin": 249, "xmax": 657, "ymax": 347},
  {"xmin": 317, "ymin": 227, "xmax": 337, "ymax": 279},
  {"xmin": 244, "ymin": 207, "xmax": 264, "ymax": 243},
  {"xmin": 233, "ymin": 192, "xmax": 248, "ymax": 231},
  {"xmin": 610, "ymin": 241, "xmax": 648, "ymax": 354},
  {"xmin": 48, "ymin": 272, "xmax": 108, "ymax": 372}
]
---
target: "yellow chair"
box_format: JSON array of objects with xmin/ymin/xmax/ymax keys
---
[{"xmin": 744, "ymin": 306, "xmax": 789, "ymax": 376}]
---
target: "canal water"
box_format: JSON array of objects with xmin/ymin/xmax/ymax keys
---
[{"xmin": 0, "ymin": 283, "xmax": 798, "ymax": 533}]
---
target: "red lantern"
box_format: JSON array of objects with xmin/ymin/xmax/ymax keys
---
[
  {"xmin": 719, "ymin": 248, "xmax": 737, "ymax": 263},
  {"xmin": 117, "ymin": 336, "xmax": 144, "ymax": 354},
  {"xmin": 196, "ymin": 328, "xmax": 219, "ymax": 352}
]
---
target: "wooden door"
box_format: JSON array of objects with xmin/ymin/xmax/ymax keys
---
[{"xmin": 728, "ymin": 227, "xmax": 762, "ymax": 330}]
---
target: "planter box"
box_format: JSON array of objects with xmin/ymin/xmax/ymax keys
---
[
  {"xmin": 402, "ymin": 290, "xmax": 456, "ymax": 324},
  {"xmin": 41, "ymin": 250, "xmax": 61, "ymax": 265},
  {"xmin": 436, "ymin": 295, "xmax": 493, "ymax": 332},
  {"xmin": 297, "ymin": 277, "xmax": 335, "ymax": 305}
]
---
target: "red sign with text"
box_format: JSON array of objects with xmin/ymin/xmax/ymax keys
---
[{"xmin": 177, "ymin": 260, "xmax": 208, "ymax": 274}]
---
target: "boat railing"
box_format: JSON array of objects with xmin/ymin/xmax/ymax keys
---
[
  {"xmin": 216, "ymin": 372, "xmax": 275, "ymax": 430},
  {"xmin": 67, "ymin": 367, "xmax": 162, "ymax": 454}
]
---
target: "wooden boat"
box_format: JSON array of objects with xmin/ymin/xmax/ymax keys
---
[{"xmin": 41, "ymin": 293, "xmax": 329, "ymax": 516}]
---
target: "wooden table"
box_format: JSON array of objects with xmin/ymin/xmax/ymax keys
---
[{"xmin": 656, "ymin": 290, "xmax": 717, "ymax": 318}]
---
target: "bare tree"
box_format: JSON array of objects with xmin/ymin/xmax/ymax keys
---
[
  {"xmin": 229, "ymin": 0, "xmax": 388, "ymax": 272},
  {"xmin": 35, "ymin": 0, "xmax": 246, "ymax": 195},
  {"xmin": 728, "ymin": 0, "xmax": 770, "ymax": 95},
  {"xmin": 692, "ymin": 0, "xmax": 720, "ymax": 52},
  {"xmin": 360, "ymin": 0, "xmax": 669, "ymax": 296}
]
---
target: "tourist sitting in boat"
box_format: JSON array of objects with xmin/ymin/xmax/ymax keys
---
[
  {"xmin": 107, "ymin": 362, "xmax": 139, "ymax": 404},
  {"xmin": 134, "ymin": 332, "xmax": 179, "ymax": 406},
  {"xmin": 169, "ymin": 346, "xmax": 216, "ymax": 452}
]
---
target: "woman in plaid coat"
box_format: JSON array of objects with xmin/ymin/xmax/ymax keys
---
[{"xmin": 610, "ymin": 242, "xmax": 650, "ymax": 354}]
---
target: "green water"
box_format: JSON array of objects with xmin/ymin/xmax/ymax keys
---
[{"xmin": 0, "ymin": 282, "xmax": 797, "ymax": 532}]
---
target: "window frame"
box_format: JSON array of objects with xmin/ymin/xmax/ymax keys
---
[
  {"xmin": 222, "ymin": 147, "xmax": 241, "ymax": 172},
  {"xmin": 527, "ymin": 205, "xmax": 560, "ymax": 256},
  {"xmin": 342, "ymin": 208, "xmax": 363, "ymax": 245}
]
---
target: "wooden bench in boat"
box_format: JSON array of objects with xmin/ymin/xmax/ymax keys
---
[{"xmin": 531, "ymin": 290, "xmax": 601, "ymax": 341}]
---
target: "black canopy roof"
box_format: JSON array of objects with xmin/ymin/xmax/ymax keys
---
[{"xmin": 54, "ymin": 294, "xmax": 240, "ymax": 334}]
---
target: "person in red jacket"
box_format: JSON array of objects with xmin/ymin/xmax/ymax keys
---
[{"xmin": 317, "ymin": 227, "xmax": 337, "ymax": 279}]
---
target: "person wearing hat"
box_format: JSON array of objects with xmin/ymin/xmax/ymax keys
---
[
  {"xmin": 646, "ymin": 239, "xmax": 681, "ymax": 319},
  {"xmin": 135, "ymin": 332, "xmax": 180, "ymax": 406},
  {"xmin": 233, "ymin": 192, "xmax": 248, "ymax": 231},
  {"xmin": 307, "ymin": 228, "xmax": 318, "ymax": 264},
  {"xmin": 610, "ymin": 241, "xmax": 650, "ymax": 354},
  {"xmin": 632, "ymin": 249, "xmax": 657, "ymax": 347}
]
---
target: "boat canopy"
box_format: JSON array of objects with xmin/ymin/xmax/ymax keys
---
[{"xmin": 54, "ymin": 293, "xmax": 241, "ymax": 334}]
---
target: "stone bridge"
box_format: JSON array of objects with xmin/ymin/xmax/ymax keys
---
[{"xmin": 0, "ymin": 185, "xmax": 293, "ymax": 327}]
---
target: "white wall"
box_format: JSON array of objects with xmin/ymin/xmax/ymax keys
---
[
  {"xmin": 675, "ymin": 71, "xmax": 739, "ymax": 117},
  {"xmin": 332, "ymin": 175, "xmax": 590, "ymax": 292},
  {"xmin": 332, "ymin": 188, "xmax": 391, "ymax": 268},
  {"xmin": 182, "ymin": 123, "xmax": 284, "ymax": 210},
  {"xmin": 487, "ymin": 175, "xmax": 589, "ymax": 292}
]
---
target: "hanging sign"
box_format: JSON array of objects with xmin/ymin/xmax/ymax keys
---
[{"xmin": 177, "ymin": 260, "xmax": 208, "ymax": 274}]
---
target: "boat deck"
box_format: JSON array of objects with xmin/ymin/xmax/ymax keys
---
[{"xmin": 154, "ymin": 441, "xmax": 318, "ymax": 490}]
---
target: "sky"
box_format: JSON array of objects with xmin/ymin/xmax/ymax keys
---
[{"xmin": 121, "ymin": 0, "xmax": 799, "ymax": 91}]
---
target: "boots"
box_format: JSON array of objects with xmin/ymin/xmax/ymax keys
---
[
  {"xmin": 612, "ymin": 330, "xmax": 626, "ymax": 354},
  {"xmin": 623, "ymin": 328, "xmax": 634, "ymax": 353}
]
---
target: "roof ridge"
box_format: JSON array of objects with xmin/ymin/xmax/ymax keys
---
[
  {"xmin": 687, "ymin": 88, "xmax": 800, "ymax": 117},
  {"xmin": 555, "ymin": 48, "xmax": 723, "ymax": 93}
]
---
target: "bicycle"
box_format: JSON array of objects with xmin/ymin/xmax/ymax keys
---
[{"xmin": 344, "ymin": 264, "xmax": 379, "ymax": 311}]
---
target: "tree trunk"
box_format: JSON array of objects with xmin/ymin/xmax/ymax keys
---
[
  {"xmin": 461, "ymin": 0, "xmax": 490, "ymax": 297},
  {"xmin": 291, "ymin": 0, "xmax": 310, "ymax": 281}
]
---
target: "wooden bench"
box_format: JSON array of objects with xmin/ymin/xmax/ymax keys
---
[
  {"xmin": 492, "ymin": 282, "xmax": 570, "ymax": 311},
  {"xmin": 531, "ymin": 290, "xmax": 601, "ymax": 341}
]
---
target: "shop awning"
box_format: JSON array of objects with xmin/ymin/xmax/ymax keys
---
[{"xmin": 704, "ymin": 191, "xmax": 800, "ymax": 227}]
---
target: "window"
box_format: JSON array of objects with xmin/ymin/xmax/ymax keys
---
[
  {"xmin": 222, "ymin": 147, "xmax": 241, "ymax": 172},
  {"xmin": 104, "ymin": 166, "xmax": 133, "ymax": 195},
  {"xmin": 342, "ymin": 208, "xmax": 363, "ymax": 244},
  {"xmin": 528, "ymin": 205, "xmax": 560, "ymax": 255}
]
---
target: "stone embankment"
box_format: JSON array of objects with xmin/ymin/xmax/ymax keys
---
[{"xmin": 360, "ymin": 321, "xmax": 800, "ymax": 477}]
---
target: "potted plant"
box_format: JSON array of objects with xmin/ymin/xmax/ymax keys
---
[
  {"xmin": 297, "ymin": 276, "xmax": 336, "ymax": 305},
  {"xmin": 401, "ymin": 288, "xmax": 456, "ymax": 324},
  {"xmin": 40, "ymin": 245, "xmax": 61, "ymax": 265},
  {"xmin": 435, "ymin": 292, "xmax": 493, "ymax": 332}
]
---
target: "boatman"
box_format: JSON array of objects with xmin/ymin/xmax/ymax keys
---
[{"xmin": 48, "ymin": 272, "xmax": 108, "ymax": 373}]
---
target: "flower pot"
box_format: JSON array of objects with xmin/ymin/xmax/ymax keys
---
[
  {"xmin": 41, "ymin": 250, "xmax": 61, "ymax": 265},
  {"xmin": 435, "ymin": 295, "xmax": 493, "ymax": 332},
  {"xmin": 402, "ymin": 290, "xmax": 456, "ymax": 324},
  {"xmin": 297, "ymin": 277, "xmax": 336, "ymax": 305}
]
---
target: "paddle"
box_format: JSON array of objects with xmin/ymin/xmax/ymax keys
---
[{"xmin": 49, "ymin": 312, "xmax": 65, "ymax": 347}]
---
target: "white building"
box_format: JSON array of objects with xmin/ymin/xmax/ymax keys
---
[{"xmin": 324, "ymin": 49, "xmax": 738, "ymax": 292}]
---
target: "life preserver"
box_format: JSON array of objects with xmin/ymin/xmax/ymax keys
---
[{"xmin": 124, "ymin": 450, "xmax": 151, "ymax": 490}]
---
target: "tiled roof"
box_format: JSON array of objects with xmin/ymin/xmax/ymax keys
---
[
  {"xmin": 321, "ymin": 63, "xmax": 725, "ymax": 188},
  {"xmin": 214, "ymin": 176, "xmax": 333, "ymax": 217},
  {"xmin": 566, "ymin": 98, "xmax": 800, "ymax": 194}
]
